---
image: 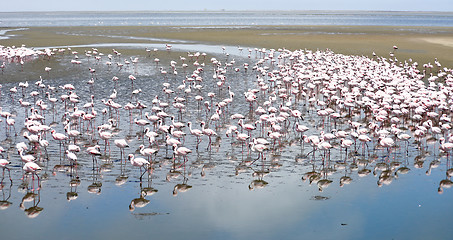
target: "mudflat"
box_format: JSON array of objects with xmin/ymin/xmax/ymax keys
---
[{"xmin": 2, "ymin": 25, "xmax": 453, "ymax": 67}]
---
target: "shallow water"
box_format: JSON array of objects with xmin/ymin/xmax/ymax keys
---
[
  {"xmin": 0, "ymin": 40, "xmax": 452, "ymax": 240},
  {"xmin": 1, "ymin": 11, "xmax": 453, "ymax": 27}
]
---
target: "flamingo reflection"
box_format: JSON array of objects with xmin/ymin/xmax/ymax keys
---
[
  {"xmin": 0, "ymin": 180, "xmax": 12, "ymax": 210},
  {"xmin": 129, "ymin": 177, "xmax": 154, "ymax": 212},
  {"xmin": 87, "ymin": 167, "xmax": 102, "ymax": 195},
  {"xmin": 248, "ymin": 178, "xmax": 268, "ymax": 190},
  {"xmin": 67, "ymin": 166, "xmax": 80, "ymax": 202},
  {"xmin": 19, "ymin": 182, "xmax": 43, "ymax": 218},
  {"xmin": 141, "ymin": 173, "xmax": 158, "ymax": 197},
  {"xmin": 129, "ymin": 191, "xmax": 150, "ymax": 212},
  {"xmin": 115, "ymin": 159, "xmax": 128, "ymax": 186},
  {"xmin": 171, "ymin": 159, "xmax": 192, "ymax": 196},
  {"xmin": 248, "ymin": 158, "xmax": 269, "ymax": 190},
  {"xmin": 438, "ymin": 160, "xmax": 453, "ymax": 194},
  {"xmin": 172, "ymin": 176, "xmax": 192, "ymax": 196},
  {"xmin": 339, "ymin": 165, "xmax": 353, "ymax": 187}
]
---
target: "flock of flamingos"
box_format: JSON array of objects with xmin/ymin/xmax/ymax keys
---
[{"xmin": 0, "ymin": 42, "xmax": 453, "ymax": 216}]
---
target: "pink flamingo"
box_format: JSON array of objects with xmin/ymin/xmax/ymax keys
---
[
  {"xmin": 51, "ymin": 129, "xmax": 68, "ymax": 157},
  {"xmin": 98, "ymin": 129, "xmax": 113, "ymax": 153},
  {"xmin": 0, "ymin": 158, "xmax": 12, "ymax": 182},
  {"xmin": 87, "ymin": 145, "xmax": 102, "ymax": 168},
  {"xmin": 235, "ymin": 130, "xmax": 250, "ymax": 153},
  {"xmin": 238, "ymin": 119, "xmax": 256, "ymax": 136},
  {"xmin": 23, "ymin": 162, "xmax": 42, "ymax": 190},
  {"xmin": 139, "ymin": 144, "xmax": 158, "ymax": 162},
  {"xmin": 379, "ymin": 136, "xmax": 395, "ymax": 156},
  {"xmin": 249, "ymin": 141, "xmax": 268, "ymax": 162},
  {"xmin": 358, "ymin": 134, "xmax": 372, "ymax": 155},
  {"xmin": 397, "ymin": 133, "xmax": 411, "ymax": 154},
  {"xmin": 173, "ymin": 144, "xmax": 192, "ymax": 163},
  {"xmin": 439, "ymin": 137, "xmax": 453, "ymax": 159},
  {"xmin": 18, "ymin": 149, "xmax": 35, "ymax": 163},
  {"xmin": 200, "ymin": 121, "xmax": 217, "ymax": 151},
  {"xmin": 128, "ymin": 154, "xmax": 150, "ymax": 179},
  {"xmin": 5, "ymin": 115, "xmax": 16, "ymax": 136},
  {"xmin": 114, "ymin": 139, "xmax": 129, "ymax": 162},
  {"xmin": 340, "ymin": 138, "xmax": 354, "ymax": 161},
  {"xmin": 66, "ymin": 150, "xmax": 77, "ymax": 164},
  {"xmin": 188, "ymin": 122, "xmax": 203, "ymax": 149}
]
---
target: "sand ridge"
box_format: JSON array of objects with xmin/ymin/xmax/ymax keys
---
[{"xmin": 419, "ymin": 37, "xmax": 453, "ymax": 48}]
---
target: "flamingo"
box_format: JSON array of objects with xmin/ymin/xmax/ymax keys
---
[
  {"xmin": 144, "ymin": 128, "xmax": 159, "ymax": 145},
  {"xmin": 170, "ymin": 116, "xmax": 185, "ymax": 129},
  {"xmin": 166, "ymin": 135, "xmax": 181, "ymax": 147},
  {"xmin": 238, "ymin": 119, "xmax": 256, "ymax": 135},
  {"xmin": 379, "ymin": 136, "xmax": 395, "ymax": 155},
  {"xmin": 66, "ymin": 150, "xmax": 77, "ymax": 164},
  {"xmin": 209, "ymin": 108, "xmax": 221, "ymax": 127},
  {"xmin": 340, "ymin": 138, "xmax": 354, "ymax": 160},
  {"xmin": 87, "ymin": 145, "xmax": 102, "ymax": 167},
  {"xmin": 188, "ymin": 121, "xmax": 203, "ymax": 149},
  {"xmin": 295, "ymin": 123, "xmax": 309, "ymax": 138},
  {"xmin": 128, "ymin": 154, "xmax": 150, "ymax": 179},
  {"xmin": 67, "ymin": 144, "xmax": 80, "ymax": 152},
  {"xmin": 99, "ymin": 129, "xmax": 113, "ymax": 153},
  {"xmin": 65, "ymin": 124, "xmax": 80, "ymax": 143},
  {"xmin": 0, "ymin": 158, "xmax": 12, "ymax": 182},
  {"xmin": 358, "ymin": 134, "xmax": 372, "ymax": 155},
  {"xmin": 249, "ymin": 141, "xmax": 268, "ymax": 162},
  {"xmin": 303, "ymin": 134, "xmax": 320, "ymax": 159},
  {"xmin": 18, "ymin": 149, "xmax": 35, "ymax": 163},
  {"xmin": 397, "ymin": 133, "xmax": 411, "ymax": 154},
  {"xmin": 235, "ymin": 130, "xmax": 250, "ymax": 153},
  {"xmin": 317, "ymin": 140, "xmax": 333, "ymax": 160},
  {"xmin": 51, "ymin": 129, "xmax": 68, "ymax": 156},
  {"xmin": 173, "ymin": 144, "xmax": 192, "ymax": 163},
  {"xmin": 23, "ymin": 132, "xmax": 40, "ymax": 148},
  {"xmin": 200, "ymin": 121, "xmax": 217, "ymax": 150},
  {"xmin": 44, "ymin": 67, "xmax": 51, "ymax": 75},
  {"xmin": 23, "ymin": 162, "xmax": 42, "ymax": 190},
  {"xmin": 114, "ymin": 139, "xmax": 129, "ymax": 162},
  {"xmin": 139, "ymin": 144, "xmax": 158, "ymax": 162},
  {"xmin": 5, "ymin": 115, "xmax": 16, "ymax": 136},
  {"xmin": 268, "ymin": 131, "xmax": 283, "ymax": 148},
  {"xmin": 439, "ymin": 137, "xmax": 453, "ymax": 159},
  {"xmin": 16, "ymin": 142, "xmax": 28, "ymax": 154},
  {"xmin": 230, "ymin": 113, "xmax": 245, "ymax": 120}
]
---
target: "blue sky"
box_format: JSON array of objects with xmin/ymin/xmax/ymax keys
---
[{"xmin": 3, "ymin": 0, "xmax": 453, "ymax": 12}]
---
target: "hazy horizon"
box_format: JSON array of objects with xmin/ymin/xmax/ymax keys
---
[
  {"xmin": 2, "ymin": 10, "xmax": 453, "ymax": 13},
  {"xmin": 2, "ymin": 0, "xmax": 453, "ymax": 12}
]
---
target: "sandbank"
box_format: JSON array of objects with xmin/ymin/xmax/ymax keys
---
[{"xmin": 1, "ymin": 25, "xmax": 453, "ymax": 67}]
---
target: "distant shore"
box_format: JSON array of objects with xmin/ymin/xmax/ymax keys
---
[{"xmin": 2, "ymin": 25, "xmax": 453, "ymax": 67}]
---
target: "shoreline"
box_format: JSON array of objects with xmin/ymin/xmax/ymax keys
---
[{"xmin": 1, "ymin": 25, "xmax": 453, "ymax": 68}]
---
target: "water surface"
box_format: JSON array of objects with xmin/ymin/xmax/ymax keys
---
[
  {"xmin": 0, "ymin": 40, "xmax": 452, "ymax": 240},
  {"xmin": 1, "ymin": 11, "xmax": 453, "ymax": 27}
]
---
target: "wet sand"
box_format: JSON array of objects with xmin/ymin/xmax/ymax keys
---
[{"xmin": 2, "ymin": 25, "xmax": 453, "ymax": 67}]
